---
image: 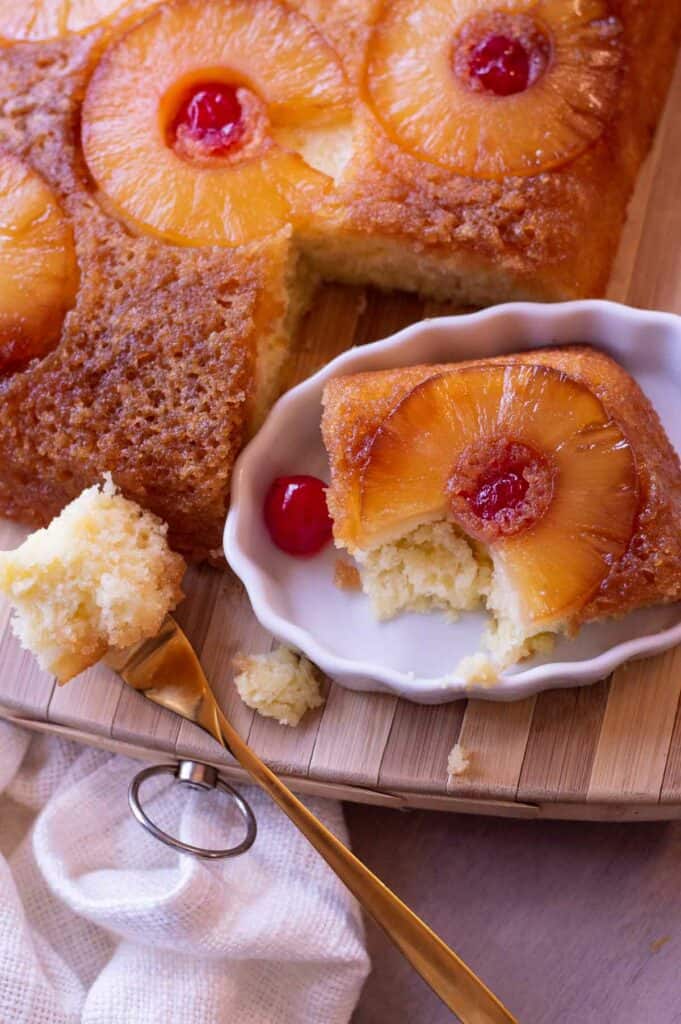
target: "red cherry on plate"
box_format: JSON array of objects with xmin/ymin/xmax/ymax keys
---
[{"xmin": 264, "ymin": 475, "xmax": 333, "ymax": 556}]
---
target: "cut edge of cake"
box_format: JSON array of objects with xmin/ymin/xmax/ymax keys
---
[{"xmin": 350, "ymin": 518, "xmax": 560, "ymax": 682}]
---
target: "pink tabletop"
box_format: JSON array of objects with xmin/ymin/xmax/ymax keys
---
[{"xmin": 347, "ymin": 805, "xmax": 681, "ymax": 1023}]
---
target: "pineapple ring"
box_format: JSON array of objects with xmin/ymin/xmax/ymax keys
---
[
  {"xmin": 0, "ymin": 153, "xmax": 78, "ymax": 374},
  {"xmin": 0, "ymin": 0, "xmax": 143, "ymax": 41},
  {"xmin": 358, "ymin": 364, "xmax": 638, "ymax": 626},
  {"xmin": 364, "ymin": 0, "xmax": 623, "ymax": 179},
  {"xmin": 82, "ymin": 0, "xmax": 352, "ymax": 247}
]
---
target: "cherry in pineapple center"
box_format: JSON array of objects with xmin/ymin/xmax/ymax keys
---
[
  {"xmin": 448, "ymin": 439, "xmax": 555, "ymax": 542},
  {"xmin": 169, "ymin": 81, "xmax": 247, "ymax": 158},
  {"xmin": 469, "ymin": 453, "xmax": 530, "ymax": 520},
  {"xmin": 454, "ymin": 13, "xmax": 551, "ymax": 97},
  {"xmin": 469, "ymin": 34, "xmax": 530, "ymax": 96}
]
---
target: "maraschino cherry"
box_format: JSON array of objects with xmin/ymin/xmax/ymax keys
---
[
  {"xmin": 171, "ymin": 81, "xmax": 245, "ymax": 155},
  {"xmin": 264, "ymin": 475, "xmax": 333, "ymax": 557},
  {"xmin": 470, "ymin": 465, "xmax": 530, "ymax": 520},
  {"xmin": 469, "ymin": 34, "xmax": 530, "ymax": 96}
]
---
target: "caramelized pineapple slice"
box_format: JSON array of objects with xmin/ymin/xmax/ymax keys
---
[
  {"xmin": 82, "ymin": 0, "xmax": 352, "ymax": 247},
  {"xmin": 0, "ymin": 153, "xmax": 78, "ymax": 374},
  {"xmin": 357, "ymin": 365, "xmax": 638, "ymax": 627},
  {"xmin": 364, "ymin": 0, "xmax": 622, "ymax": 179}
]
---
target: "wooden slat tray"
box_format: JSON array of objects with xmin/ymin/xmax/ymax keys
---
[{"xmin": 1, "ymin": 60, "xmax": 680, "ymax": 823}]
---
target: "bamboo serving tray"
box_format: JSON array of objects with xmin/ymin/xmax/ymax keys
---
[{"xmin": 2, "ymin": 61, "xmax": 681, "ymax": 823}]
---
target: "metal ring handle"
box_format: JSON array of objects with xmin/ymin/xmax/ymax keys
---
[{"xmin": 129, "ymin": 760, "xmax": 257, "ymax": 859}]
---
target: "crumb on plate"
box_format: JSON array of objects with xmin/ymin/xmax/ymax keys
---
[
  {"xmin": 457, "ymin": 653, "xmax": 500, "ymax": 688},
  {"xmin": 334, "ymin": 559, "xmax": 361, "ymax": 590}
]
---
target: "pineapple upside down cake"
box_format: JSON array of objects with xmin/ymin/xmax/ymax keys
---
[
  {"xmin": 0, "ymin": 0, "xmax": 679, "ymax": 559},
  {"xmin": 321, "ymin": 347, "xmax": 681, "ymax": 675}
]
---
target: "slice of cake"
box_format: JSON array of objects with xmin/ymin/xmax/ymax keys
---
[
  {"xmin": 0, "ymin": 11, "xmax": 311, "ymax": 562},
  {"xmin": 0, "ymin": 475, "xmax": 185, "ymax": 682},
  {"xmin": 321, "ymin": 346, "xmax": 681, "ymax": 676}
]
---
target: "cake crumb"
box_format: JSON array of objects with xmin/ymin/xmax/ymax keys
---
[
  {"xmin": 334, "ymin": 559, "xmax": 360, "ymax": 590},
  {"xmin": 456, "ymin": 631, "xmax": 555, "ymax": 686},
  {"xmin": 234, "ymin": 645, "xmax": 325, "ymax": 727},
  {"xmin": 0, "ymin": 475, "xmax": 185, "ymax": 684},
  {"xmin": 457, "ymin": 653, "xmax": 500, "ymax": 688},
  {"xmin": 447, "ymin": 743, "xmax": 472, "ymax": 778}
]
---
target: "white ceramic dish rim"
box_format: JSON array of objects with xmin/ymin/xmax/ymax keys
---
[{"xmin": 225, "ymin": 300, "xmax": 681, "ymax": 702}]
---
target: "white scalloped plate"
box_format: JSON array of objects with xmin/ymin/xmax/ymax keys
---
[{"xmin": 224, "ymin": 301, "xmax": 681, "ymax": 703}]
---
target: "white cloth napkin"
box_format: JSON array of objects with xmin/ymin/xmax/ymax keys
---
[{"xmin": 0, "ymin": 721, "xmax": 369, "ymax": 1024}]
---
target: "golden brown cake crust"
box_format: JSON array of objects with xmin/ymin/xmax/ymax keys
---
[
  {"xmin": 322, "ymin": 346, "xmax": 681, "ymax": 626},
  {"xmin": 313, "ymin": 0, "xmax": 681, "ymax": 302},
  {"xmin": 0, "ymin": 30, "xmax": 292, "ymax": 560}
]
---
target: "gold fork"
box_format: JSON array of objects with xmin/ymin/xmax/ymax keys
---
[{"xmin": 106, "ymin": 615, "xmax": 517, "ymax": 1024}]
